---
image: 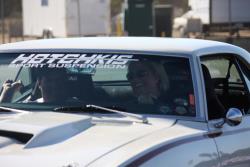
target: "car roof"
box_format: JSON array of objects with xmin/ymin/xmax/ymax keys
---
[
  {"xmin": 0, "ymin": 37, "xmax": 249, "ymax": 60},
  {"xmin": 0, "ymin": 37, "xmax": 233, "ymax": 51}
]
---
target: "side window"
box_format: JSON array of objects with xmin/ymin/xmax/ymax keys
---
[
  {"xmin": 202, "ymin": 58, "xmax": 229, "ymax": 78},
  {"xmin": 202, "ymin": 58, "xmax": 244, "ymax": 85},
  {"xmin": 229, "ymin": 64, "xmax": 242, "ymax": 82},
  {"xmin": 201, "ymin": 55, "xmax": 249, "ymax": 119}
]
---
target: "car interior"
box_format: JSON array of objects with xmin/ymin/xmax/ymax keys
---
[
  {"xmin": 5, "ymin": 56, "xmax": 198, "ymax": 117},
  {"xmin": 201, "ymin": 64, "xmax": 226, "ymax": 120},
  {"xmin": 201, "ymin": 54, "xmax": 250, "ymax": 119}
]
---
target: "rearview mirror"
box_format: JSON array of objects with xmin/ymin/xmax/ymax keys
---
[
  {"xmin": 226, "ymin": 108, "xmax": 243, "ymax": 126},
  {"xmin": 214, "ymin": 108, "xmax": 242, "ymax": 128}
]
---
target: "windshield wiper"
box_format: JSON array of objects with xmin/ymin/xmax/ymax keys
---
[{"xmin": 54, "ymin": 104, "xmax": 148, "ymax": 124}]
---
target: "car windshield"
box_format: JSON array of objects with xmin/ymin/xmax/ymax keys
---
[{"xmin": 0, "ymin": 52, "xmax": 196, "ymax": 116}]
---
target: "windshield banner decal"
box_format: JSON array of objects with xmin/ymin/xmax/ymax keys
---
[{"xmin": 9, "ymin": 54, "xmax": 138, "ymax": 69}]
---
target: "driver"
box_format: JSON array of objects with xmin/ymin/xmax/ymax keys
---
[{"xmin": 0, "ymin": 68, "xmax": 69, "ymax": 103}]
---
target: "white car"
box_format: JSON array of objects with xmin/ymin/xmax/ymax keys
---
[{"xmin": 0, "ymin": 37, "xmax": 249, "ymax": 167}]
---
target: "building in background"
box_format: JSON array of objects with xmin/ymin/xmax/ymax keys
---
[
  {"xmin": 124, "ymin": 0, "xmax": 154, "ymax": 36},
  {"xmin": 0, "ymin": 0, "xmax": 23, "ymax": 43},
  {"xmin": 22, "ymin": 0, "xmax": 111, "ymax": 37},
  {"xmin": 112, "ymin": 0, "xmax": 188, "ymax": 37},
  {"xmin": 153, "ymin": 4, "xmax": 173, "ymax": 37},
  {"xmin": 173, "ymin": 0, "xmax": 250, "ymax": 37}
]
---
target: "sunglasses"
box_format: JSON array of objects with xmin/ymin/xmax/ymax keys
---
[{"xmin": 126, "ymin": 70, "xmax": 149, "ymax": 81}]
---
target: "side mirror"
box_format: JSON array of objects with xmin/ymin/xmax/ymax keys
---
[
  {"xmin": 226, "ymin": 108, "xmax": 243, "ymax": 126},
  {"xmin": 214, "ymin": 108, "xmax": 242, "ymax": 128}
]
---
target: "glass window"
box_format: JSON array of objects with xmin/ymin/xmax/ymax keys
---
[
  {"xmin": 0, "ymin": 53, "xmax": 196, "ymax": 117},
  {"xmin": 202, "ymin": 57, "xmax": 229, "ymax": 78},
  {"xmin": 202, "ymin": 57, "xmax": 243, "ymax": 84},
  {"xmin": 201, "ymin": 55, "xmax": 249, "ymax": 118}
]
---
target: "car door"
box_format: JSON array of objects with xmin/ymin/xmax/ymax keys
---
[
  {"xmin": 201, "ymin": 54, "xmax": 250, "ymax": 167},
  {"xmin": 122, "ymin": 55, "xmax": 220, "ymax": 167}
]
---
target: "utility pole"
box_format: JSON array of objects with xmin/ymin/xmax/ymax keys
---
[{"xmin": 1, "ymin": 0, "xmax": 5, "ymax": 43}]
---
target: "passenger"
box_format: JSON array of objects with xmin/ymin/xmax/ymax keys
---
[
  {"xmin": 127, "ymin": 61, "xmax": 194, "ymax": 116},
  {"xmin": 126, "ymin": 61, "xmax": 169, "ymax": 105},
  {"xmin": 0, "ymin": 68, "xmax": 68, "ymax": 103}
]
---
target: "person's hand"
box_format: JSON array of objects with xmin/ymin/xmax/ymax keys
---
[
  {"xmin": 0, "ymin": 80, "xmax": 23, "ymax": 102},
  {"xmin": 2, "ymin": 80, "xmax": 23, "ymax": 91}
]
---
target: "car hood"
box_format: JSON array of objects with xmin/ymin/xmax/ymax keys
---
[{"xmin": 0, "ymin": 111, "xmax": 176, "ymax": 167}]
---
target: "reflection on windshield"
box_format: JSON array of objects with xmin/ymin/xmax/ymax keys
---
[{"xmin": 0, "ymin": 53, "xmax": 196, "ymax": 117}]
